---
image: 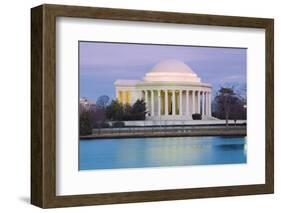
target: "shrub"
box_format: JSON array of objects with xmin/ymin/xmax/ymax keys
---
[
  {"xmin": 131, "ymin": 99, "xmax": 146, "ymax": 120},
  {"xmin": 92, "ymin": 122, "xmax": 110, "ymax": 129},
  {"xmin": 113, "ymin": 121, "xmax": 125, "ymax": 128},
  {"xmin": 192, "ymin": 113, "xmax": 202, "ymax": 120},
  {"xmin": 105, "ymin": 99, "xmax": 146, "ymax": 121},
  {"xmin": 79, "ymin": 111, "xmax": 92, "ymax": 135},
  {"xmin": 105, "ymin": 100, "xmax": 124, "ymax": 121},
  {"xmin": 100, "ymin": 122, "xmax": 110, "ymax": 128},
  {"xmin": 91, "ymin": 122, "xmax": 99, "ymax": 129}
]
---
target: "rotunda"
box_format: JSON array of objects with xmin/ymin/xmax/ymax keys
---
[{"xmin": 114, "ymin": 59, "xmax": 212, "ymax": 120}]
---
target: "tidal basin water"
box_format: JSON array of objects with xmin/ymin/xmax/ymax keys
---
[{"xmin": 79, "ymin": 136, "xmax": 247, "ymax": 170}]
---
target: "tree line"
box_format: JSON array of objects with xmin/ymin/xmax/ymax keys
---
[
  {"xmin": 80, "ymin": 86, "xmax": 247, "ymax": 135},
  {"xmin": 79, "ymin": 97, "xmax": 146, "ymax": 135}
]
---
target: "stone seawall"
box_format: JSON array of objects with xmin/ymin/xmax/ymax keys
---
[
  {"xmin": 81, "ymin": 126, "xmax": 246, "ymax": 139},
  {"xmin": 108, "ymin": 119, "xmax": 246, "ymax": 127}
]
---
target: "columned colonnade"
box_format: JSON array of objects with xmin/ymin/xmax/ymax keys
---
[{"xmin": 142, "ymin": 89, "xmax": 212, "ymax": 117}]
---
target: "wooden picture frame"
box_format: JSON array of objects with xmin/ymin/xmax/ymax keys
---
[{"xmin": 31, "ymin": 4, "xmax": 274, "ymax": 208}]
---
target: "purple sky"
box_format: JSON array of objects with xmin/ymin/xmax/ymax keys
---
[{"xmin": 79, "ymin": 41, "xmax": 246, "ymax": 101}]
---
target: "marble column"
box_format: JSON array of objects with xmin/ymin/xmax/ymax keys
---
[
  {"xmin": 172, "ymin": 90, "xmax": 176, "ymax": 115},
  {"xmin": 192, "ymin": 90, "xmax": 195, "ymax": 114},
  {"xmin": 120, "ymin": 91, "xmax": 124, "ymax": 103},
  {"xmin": 158, "ymin": 90, "xmax": 161, "ymax": 116},
  {"xmin": 186, "ymin": 90, "xmax": 189, "ymax": 116},
  {"xmin": 179, "ymin": 90, "xmax": 182, "ymax": 116},
  {"xmin": 208, "ymin": 92, "xmax": 212, "ymax": 116},
  {"xmin": 145, "ymin": 90, "xmax": 148, "ymax": 116},
  {"xmin": 151, "ymin": 90, "xmax": 154, "ymax": 116},
  {"xmin": 165, "ymin": 90, "xmax": 168, "ymax": 116},
  {"xmin": 206, "ymin": 92, "xmax": 209, "ymax": 116},
  {"xmin": 202, "ymin": 92, "xmax": 205, "ymax": 116},
  {"xmin": 125, "ymin": 91, "xmax": 128, "ymax": 104},
  {"xmin": 197, "ymin": 91, "xmax": 201, "ymax": 114},
  {"xmin": 115, "ymin": 89, "xmax": 119, "ymax": 100}
]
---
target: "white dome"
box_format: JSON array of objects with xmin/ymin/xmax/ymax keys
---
[
  {"xmin": 150, "ymin": 59, "xmax": 195, "ymax": 74},
  {"xmin": 143, "ymin": 59, "xmax": 201, "ymax": 83}
]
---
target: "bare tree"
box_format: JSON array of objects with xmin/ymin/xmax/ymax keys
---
[
  {"xmin": 214, "ymin": 87, "xmax": 246, "ymax": 127},
  {"xmin": 96, "ymin": 95, "xmax": 110, "ymax": 108}
]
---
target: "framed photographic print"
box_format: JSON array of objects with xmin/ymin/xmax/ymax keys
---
[{"xmin": 31, "ymin": 4, "xmax": 274, "ymax": 208}]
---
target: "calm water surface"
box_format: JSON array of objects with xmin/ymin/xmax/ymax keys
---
[{"xmin": 79, "ymin": 136, "xmax": 247, "ymax": 170}]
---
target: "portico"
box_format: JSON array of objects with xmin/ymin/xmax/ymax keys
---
[{"xmin": 140, "ymin": 88, "xmax": 212, "ymax": 119}]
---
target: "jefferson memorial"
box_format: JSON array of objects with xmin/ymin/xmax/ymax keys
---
[{"xmin": 114, "ymin": 59, "xmax": 213, "ymax": 121}]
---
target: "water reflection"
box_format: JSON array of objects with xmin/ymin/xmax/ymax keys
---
[{"xmin": 79, "ymin": 136, "xmax": 247, "ymax": 170}]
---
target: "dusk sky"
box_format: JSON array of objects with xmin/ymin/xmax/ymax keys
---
[{"xmin": 79, "ymin": 41, "xmax": 246, "ymax": 101}]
